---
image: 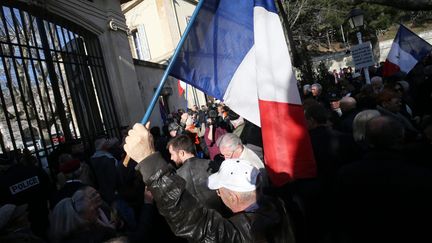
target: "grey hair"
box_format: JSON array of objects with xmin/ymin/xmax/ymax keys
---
[
  {"xmin": 225, "ymin": 189, "xmax": 257, "ymax": 205},
  {"xmin": 49, "ymin": 188, "xmax": 92, "ymax": 243},
  {"xmin": 371, "ymin": 76, "xmax": 383, "ymax": 84},
  {"xmin": 216, "ymin": 133, "xmax": 242, "ymax": 151},
  {"xmin": 311, "ymin": 83, "xmax": 322, "ymax": 90},
  {"xmin": 352, "ymin": 109, "xmax": 381, "ymax": 143},
  {"xmin": 397, "ymin": 80, "xmax": 410, "ymax": 92}
]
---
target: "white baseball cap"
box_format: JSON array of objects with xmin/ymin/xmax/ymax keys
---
[{"xmin": 208, "ymin": 159, "xmax": 260, "ymax": 192}]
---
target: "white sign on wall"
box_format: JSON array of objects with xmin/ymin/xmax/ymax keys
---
[{"xmin": 351, "ymin": 42, "xmax": 375, "ymax": 69}]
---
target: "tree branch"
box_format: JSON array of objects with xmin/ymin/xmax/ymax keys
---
[
  {"xmin": 347, "ymin": 0, "xmax": 432, "ymax": 11},
  {"xmin": 291, "ymin": 0, "xmax": 308, "ymax": 28}
]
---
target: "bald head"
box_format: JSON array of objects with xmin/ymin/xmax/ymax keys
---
[{"xmin": 339, "ymin": 96, "xmax": 357, "ymax": 112}]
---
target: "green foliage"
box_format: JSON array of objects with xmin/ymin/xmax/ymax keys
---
[
  {"xmin": 283, "ymin": 0, "xmax": 425, "ymax": 49},
  {"xmin": 297, "ymin": 44, "xmax": 316, "ymax": 83},
  {"xmin": 316, "ymin": 62, "xmax": 330, "ymax": 82}
]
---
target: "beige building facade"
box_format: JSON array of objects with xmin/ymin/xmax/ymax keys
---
[{"xmin": 122, "ymin": 0, "xmax": 207, "ymax": 115}]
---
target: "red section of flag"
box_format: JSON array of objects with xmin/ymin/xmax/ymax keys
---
[
  {"xmin": 177, "ymin": 80, "xmax": 185, "ymax": 96},
  {"xmin": 382, "ymin": 59, "xmax": 401, "ymax": 77},
  {"xmin": 259, "ymin": 100, "xmax": 317, "ymax": 186}
]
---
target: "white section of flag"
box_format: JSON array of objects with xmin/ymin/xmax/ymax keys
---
[
  {"xmin": 223, "ymin": 47, "xmax": 261, "ymax": 126},
  {"xmin": 387, "ymin": 42, "xmax": 419, "ymax": 74},
  {"xmin": 253, "ymin": 7, "xmax": 301, "ymax": 105}
]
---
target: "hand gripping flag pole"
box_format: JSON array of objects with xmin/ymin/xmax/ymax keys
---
[{"xmin": 123, "ymin": 0, "xmax": 205, "ymax": 166}]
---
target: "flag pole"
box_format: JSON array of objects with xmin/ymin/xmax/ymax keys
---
[
  {"xmin": 123, "ymin": 0, "xmax": 205, "ymax": 166},
  {"xmin": 185, "ymin": 83, "xmax": 188, "ymax": 110}
]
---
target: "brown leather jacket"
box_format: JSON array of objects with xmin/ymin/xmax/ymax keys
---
[{"xmin": 136, "ymin": 153, "xmax": 295, "ymax": 243}]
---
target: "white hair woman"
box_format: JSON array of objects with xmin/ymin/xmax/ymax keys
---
[{"xmin": 49, "ymin": 186, "xmax": 117, "ymax": 243}]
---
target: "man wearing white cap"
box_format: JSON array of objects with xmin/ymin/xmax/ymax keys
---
[{"xmin": 124, "ymin": 123, "xmax": 295, "ymax": 243}]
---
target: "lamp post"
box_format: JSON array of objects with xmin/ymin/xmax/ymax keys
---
[{"xmin": 348, "ymin": 8, "xmax": 371, "ymax": 84}]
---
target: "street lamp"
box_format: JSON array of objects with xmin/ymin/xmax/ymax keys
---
[
  {"xmin": 348, "ymin": 8, "xmax": 364, "ymax": 29},
  {"xmin": 347, "ymin": 8, "xmax": 371, "ymax": 84}
]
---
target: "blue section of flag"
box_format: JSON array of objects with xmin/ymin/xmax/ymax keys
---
[
  {"xmin": 169, "ymin": 0, "xmax": 254, "ymax": 100},
  {"xmin": 398, "ymin": 25, "xmax": 432, "ymax": 61},
  {"xmin": 254, "ymin": 0, "xmax": 278, "ymax": 13}
]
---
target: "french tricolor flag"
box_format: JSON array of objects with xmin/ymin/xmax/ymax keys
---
[
  {"xmin": 383, "ymin": 25, "xmax": 432, "ymax": 77},
  {"xmin": 170, "ymin": 0, "xmax": 316, "ymax": 186}
]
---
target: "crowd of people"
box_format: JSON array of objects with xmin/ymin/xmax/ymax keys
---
[{"xmin": 1, "ymin": 60, "xmax": 432, "ymax": 243}]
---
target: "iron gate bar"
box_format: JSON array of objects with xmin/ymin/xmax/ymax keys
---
[
  {"xmin": 0, "ymin": 61, "xmax": 17, "ymax": 151},
  {"xmin": 57, "ymin": 29, "xmax": 92, "ymax": 148},
  {"xmin": 80, "ymin": 35, "xmax": 112, "ymax": 135},
  {"xmin": 61, "ymin": 25, "xmax": 102, "ymax": 145},
  {"xmin": 63, "ymin": 28, "xmax": 105, "ymax": 139},
  {"xmin": 49, "ymin": 23, "xmax": 100, "ymax": 139},
  {"xmin": 77, "ymin": 33, "xmax": 112, "ymax": 136},
  {"xmin": 27, "ymin": 15, "xmax": 60, "ymax": 148},
  {"xmin": 92, "ymin": 38, "xmax": 121, "ymax": 138},
  {"xmin": 0, "ymin": 44, "xmax": 105, "ymax": 67},
  {"xmin": 7, "ymin": 7, "xmax": 39, "ymax": 154},
  {"xmin": 41, "ymin": 20, "xmax": 75, "ymax": 142},
  {"xmin": 37, "ymin": 18, "xmax": 73, "ymax": 141},
  {"xmin": 10, "ymin": 8, "xmax": 46, "ymax": 164},
  {"xmin": 51, "ymin": 24, "xmax": 78, "ymax": 139},
  {"xmin": 20, "ymin": 11, "xmax": 55, "ymax": 151},
  {"xmin": 56, "ymin": 27, "xmax": 78, "ymax": 138},
  {"xmin": 0, "ymin": 9, "xmax": 23, "ymax": 152},
  {"xmin": 0, "ymin": 7, "xmax": 32, "ymax": 151},
  {"xmin": 15, "ymin": 9, "xmax": 50, "ymax": 152}
]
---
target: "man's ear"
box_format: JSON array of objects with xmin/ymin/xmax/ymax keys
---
[{"xmin": 179, "ymin": 150, "xmax": 185, "ymax": 158}]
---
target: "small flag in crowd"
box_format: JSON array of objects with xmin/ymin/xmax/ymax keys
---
[
  {"xmin": 383, "ymin": 24, "xmax": 432, "ymax": 77},
  {"xmin": 177, "ymin": 80, "xmax": 186, "ymax": 97},
  {"xmin": 170, "ymin": 0, "xmax": 316, "ymax": 186}
]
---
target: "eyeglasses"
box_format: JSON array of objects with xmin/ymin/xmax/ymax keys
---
[
  {"xmin": 222, "ymin": 150, "xmax": 236, "ymax": 159},
  {"xmin": 221, "ymin": 147, "xmax": 241, "ymax": 159}
]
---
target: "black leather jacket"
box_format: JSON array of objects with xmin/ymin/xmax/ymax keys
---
[
  {"xmin": 136, "ymin": 153, "xmax": 295, "ymax": 243},
  {"xmin": 177, "ymin": 157, "xmax": 225, "ymax": 213}
]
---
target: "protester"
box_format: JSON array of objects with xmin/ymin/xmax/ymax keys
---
[
  {"xmin": 49, "ymin": 186, "xmax": 117, "ymax": 243},
  {"xmin": 0, "ymin": 204, "xmax": 44, "ymax": 243},
  {"xmin": 370, "ymin": 76, "xmax": 384, "ymax": 94},
  {"xmin": 123, "ymin": 123, "xmax": 295, "ymax": 242},
  {"xmin": 167, "ymin": 122, "xmax": 184, "ymax": 138},
  {"xmin": 90, "ymin": 137, "xmax": 121, "ymax": 205},
  {"xmin": 334, "ymin": 115, "xmax": 432, "ymax": 243},
  {"xmin": 0, "ymin": 156, "xmax": 51, "ymax": 239},
  {"xmin": 50, "ymin": 154, "xmax": 87, "ymax": 209},
  {"xmin": 166, "ymin": 135, "xmax": 226, "ymax": 214},
  {"xmin": 216, "ymin": 133, "xmax": 265, "ymax": 170},
  {"xmin": 204, "ymin": 109, "xmax": 228, "ymax": 161},
  {"xmin": 352, "ymin": 109, "xmax": 381, "ymax": 151},
  {"xmin": 376, "ymin": 89, "xmax": 420, "ymax": 141}
]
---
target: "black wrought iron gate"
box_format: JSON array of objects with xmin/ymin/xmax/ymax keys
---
[{"xmin": 0, "ymin": 3, "xmax": 120, "ymax": 167}]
